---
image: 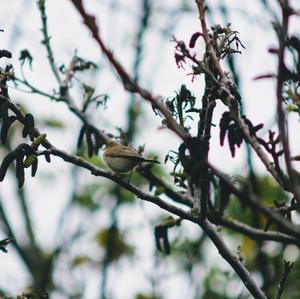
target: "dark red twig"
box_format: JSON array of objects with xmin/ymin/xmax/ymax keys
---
[{"xmin": 69, "ymin": 0, "xmax": 190, "ymax": 142}]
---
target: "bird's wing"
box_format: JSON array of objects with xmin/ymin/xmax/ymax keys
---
[{"xmin": 107, "ymin": 146, "xmax": 144, "ymax": 160}]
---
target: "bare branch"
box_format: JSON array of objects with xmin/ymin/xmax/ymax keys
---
[
  {"xmin": 200, "ymin": 220, "xmax": 267, "ymax": 299},
  {"xmin": 3, "ymin": 86, "xmax": 267, "ymax": 299},
  {"xmin": 209, "ymin": 212, "xmax": 300, "ymax": 245},
  {"xmin": 275, "ymin": 0, "xmax": 300, "ymax": 201},
  {"xmin": 46, "ymin": 147, "xmax": 266, "ymax": 298},
  {"xmin": 209, "ymin": 163, "xmax": 300, "ymax": 239},
  {"xmin": 68, "ymin": 0, "xmax": 190, "ymax": 142},
  {"xmin": 275, "ymin": 260, "xmax": 294, "ymax": 299},
  {"xmin": 37, "ymin": 0, "xmax": 61, "ymax": 85}
]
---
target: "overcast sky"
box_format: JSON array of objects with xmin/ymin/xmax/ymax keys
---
[{"xmin": 0, "ymin": 1, "xmax": 300, "ymax": 298}]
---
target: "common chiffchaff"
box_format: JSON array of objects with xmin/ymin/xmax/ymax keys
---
[{"xmin": 102, "ymin": 140, "xmax": 160, "ymax": 173}]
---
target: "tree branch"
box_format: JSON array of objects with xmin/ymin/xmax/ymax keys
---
[
  {"xmin": 195, "ymin": 0, "xmax": 284, "ymax": 187},
  {"xmin": 209, "ymin": 211, "xmax": 300, "ymax": 245},
  {"xmin": 275, "ymin": 0, "xmax": 300, "ymax": 201},
  {"xmin": 68, "ymin": 0, "xmax": 190, "ymax": 142},
  {"xmin": 2, "ymin": 87, "xmax": 269, "ymax": 299},
  {"xmin": 275, "ymin": 260, "xmax": 294, "ymax": 299},
  {"xmin": 37, "ymin": 0, "xmax": 62, "ymax": 85},
  {"xmin": 49, "ymin": 146, "xmax": 267, "ymax": 298},
  {"xmin": 209, "ymin": 163, "xmax": 300, "ymax": 239},
  {"xmin": 200, "ymin": 219, "xmax": 267, "ymax": 299}
]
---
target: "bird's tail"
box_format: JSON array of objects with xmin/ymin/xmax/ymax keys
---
[{"xmin": 143, "ymin": 158, "xmax": 160, "ymax": 164}]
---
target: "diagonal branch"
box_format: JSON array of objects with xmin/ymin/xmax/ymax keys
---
[
  {"xmin": 4, "ymin": 88, "xmax": 267, "ymax": 298},
  {"xmin": 48, "ymin": 148, "xmax": 267, "ymax": 298},
  {"xmin": 68, "ymin": 0, "xmax": 190, "ymax": 142},
  {"xmin": 15, "ymin": 73, "xmax": 300, "ymax": 247},
  {"xmin": 209, "ymin": 211, "xmax": 300, "ymax": 245},
  {"xmin": 200, "ymin": 219, "xmax": 267, "ymax": 299},
  {"xmin": 209, "ymin": 162, "xmax": 300, "ymax": 238},
  {"xmin": 275, "ymin": 260, "xmax": 294, "ymax": 299}
]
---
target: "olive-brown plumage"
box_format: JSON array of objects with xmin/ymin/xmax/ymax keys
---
[{"xmin": 102, "ymin": 140, "xmax": 160, "ymax": 173}]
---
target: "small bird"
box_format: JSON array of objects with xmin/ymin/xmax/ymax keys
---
[{"xmin": 102, "ymin": 140, "xmax": 160, "ymax": 174}]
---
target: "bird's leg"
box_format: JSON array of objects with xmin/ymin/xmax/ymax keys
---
[
  {"xmin": 106, "ymin": 169, "xmax": 115, "ymax": 176},
  {"xmin": 127, "ymin": 169, "xmax": 134, "ymax": 183},
  {"xmin": 107, "ymin": 169, "xmax": 122, "ymax": 179}
]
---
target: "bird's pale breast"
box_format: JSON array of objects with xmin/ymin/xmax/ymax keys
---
[{"xmin": 104, "ymin": 156, "xmax": 139, "ymax": 173}]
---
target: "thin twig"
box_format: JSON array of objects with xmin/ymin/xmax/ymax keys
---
[
  {"xmin": 12, "ymin": 76, "xmax": 109, "ymax": 143},
  {"xmin": 0, "ymin": 197, "xmax": 34, "ymax": 274},
  {"xmin": 209, "ymin": 163, "xmax": 300, "ymax": 238},
  {"xmin": 195, "ymin": 0, "xmax": 284, "ymax": 187},
  {"xmin": 200, "ymin": 220, "xmax": 267, "ymax": 299},
  {"xmin": 3, "ymin": 86, "xmax": 269, "ymax": 298},
  {"xmin": 38, "ymin": 149, "xmax": 269, "ymax": 298},
  {"xmin": 140, "ymin": 166, "xmax": 300, "ymax": 245},
  {"xmin": 40, "ymin": 149, "xmax": 260, "ymax": 298},
  {"xmin": 209, "ymin": 212, "xmax": 300, "ymax": 245},
  {"xmin": 69, "ymin": 0, "xmax": 190, "ymax": 142},
  {"xmin": 37, "ymin": 0, "xmax": 61, "ymax": 85},
  {"xmin": 138, "ymin": 166, "xmax": 194, "ymax": 207},
  {"xmin": 275, "ymin": 260, "xmax": 294, "ymax": 299},
  {"xmin": 126, "ymin": 0, "xmax": 151, "ymax": 140},
  {"xmin": 195, "ymin": 0, "xmax": 233, "ymax": 101},
  {"xmin": 13, "ymin": 75, "xmax": 193, "ymax": 208},
  {"xmin": 276, "ymin": 0, "xmax": 300, "ymax": 201},
  {"xmin": 15, "ymin": 180, "xmax": 38, "ymax": 249}
]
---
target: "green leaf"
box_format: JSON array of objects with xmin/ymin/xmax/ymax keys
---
[
  {"xmin": 42, "ymin": 118, "xmax": 65, "ymax": 129},
  {"xmin": 74, "ymin": 193, "xmax": 99, "ymax": 211},
  {"xmin": 70, "ymin": 255, "xmax": 93, "ymax": 268},
  {"xmin": 95, "ymin": 227, "xmax": 134, "ymax": 263}
]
